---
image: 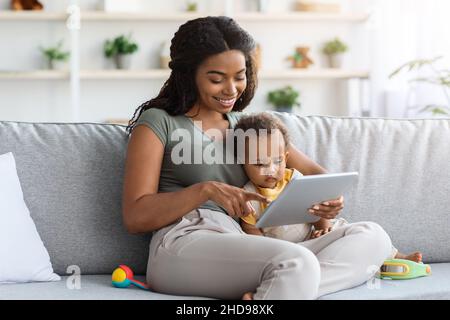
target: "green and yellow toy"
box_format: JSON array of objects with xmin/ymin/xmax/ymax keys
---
[{"xmin": 378, "ymin": 259, "xmax": 432, "ymax": 280}]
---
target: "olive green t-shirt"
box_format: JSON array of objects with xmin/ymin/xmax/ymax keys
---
[{"xmin": 135, "ymin": 107, "xmax": 249, "ymax": 214}]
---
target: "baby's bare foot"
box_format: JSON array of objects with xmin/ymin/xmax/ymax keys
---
[
  {"xmin": 242, "ymin": 292, "xmax": 254, "ymax": 300},
  {"xmin": 395, "ymin": 251, "xmax": 422, "ymax": 263}
]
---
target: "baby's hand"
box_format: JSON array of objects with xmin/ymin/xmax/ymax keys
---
[{"xmin": 309, "ymin": 227, "xmax": 333, "ymax": 239}]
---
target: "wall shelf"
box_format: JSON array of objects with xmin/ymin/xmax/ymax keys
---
[
  {"xmin": 81, "ymin": 11, "xmax": 370, "ymax": 23},
  {"xmin": 0, "ymin": 70, "xmax": 69, "ymax": 79},
  {"xmin": 234, "ymin": 12, "xmax": 369, "ymax": 22},
  {"xmin": 0, "ymin": 10, "xmax": 370, "ymax": 23},
  {"xmin": 259, "ymin": 69, "xmax": 369, "ymax": 79},
  {"xmin": 0, "ymin": 11, "xmax": 67, "ymax": 21},
  {"xmin": 80, "ymin": 11, "xmax": 208, "ymax": 21},
  {"xmin": 80, "ymin": 69, "xmax": 170, "ymax": 79},
  {"xmin": 0, "ymin": 4, "xmax": 372, "ymax": 121},
  {"xmin": 0, "ymin": 69, "xmax": 370, "ymax": 80},
  {"xmin": 82, "ymin": 69, "xmax": 370, "ymax": 80}
]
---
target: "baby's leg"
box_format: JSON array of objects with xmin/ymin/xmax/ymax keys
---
[
  {"xmin": 390, "ymin": 245, "xmax": 422, "ymax": 262},
  {"xmin": 336, "ymin": 219, "xmax": 423, "ymax": 263},
  {"xmin": 394, "ymin": 251, "xmax": 422, "ymax": 262}
]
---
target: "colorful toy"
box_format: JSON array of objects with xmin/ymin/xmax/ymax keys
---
[
  {"xmin": 378, "ymin": 259, "xmax": 432, "ymax": 280},
  {"xmin": 112, "ymin": 265, "xmax": 151, "ymax": 290}
]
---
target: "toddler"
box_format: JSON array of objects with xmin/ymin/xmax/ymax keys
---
[{"xmin": 234, "ymin": 113, "xmax": 422, "ymax": 262}]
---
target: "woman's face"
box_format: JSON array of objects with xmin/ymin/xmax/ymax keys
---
[{"xmin": 195, "ymin": 49, "xmax": 247, "ymax": 114}]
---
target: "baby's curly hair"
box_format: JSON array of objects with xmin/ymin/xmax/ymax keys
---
[{"xmin": 234, "ymin": 112, "xmax": 290, "ymax": 148}]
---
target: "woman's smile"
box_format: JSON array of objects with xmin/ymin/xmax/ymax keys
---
[{"xmin": 213, "ymin": 96, "xmax": 237, "ymax": 108}]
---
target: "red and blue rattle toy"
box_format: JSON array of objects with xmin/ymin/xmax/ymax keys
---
[{"xmin": 111, "ymin": 265, "xmax": 151, "ymax": 290}]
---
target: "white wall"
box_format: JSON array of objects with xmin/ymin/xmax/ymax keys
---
[
  {"xmin": 361, "ymin": 0, "xmax": 450, "ymax": 118},
  {"xmin": 0, "ymin": 0, "xmax": 370, "ymax": 123}
]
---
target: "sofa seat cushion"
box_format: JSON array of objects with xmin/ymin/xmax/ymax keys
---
[
  {"xmin": 0, "ymin": 274, "xmax": 211, "ymax": 300},
  {"xmin": 320, "ymin": 263, "xmax": 450, "ymax": 300},
  {"xmin": 1, "ymin": 263, "xmax": 448, "ymax": 300}
]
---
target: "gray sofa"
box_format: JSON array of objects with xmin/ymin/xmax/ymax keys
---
[{"xmin": 1, "ymin": 112, "xmax": 449, "ymax": 300}]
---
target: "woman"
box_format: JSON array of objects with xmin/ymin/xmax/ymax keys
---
[{"xmin": 122, "ymin": 16, "xmax": 392, "ymax": 300}]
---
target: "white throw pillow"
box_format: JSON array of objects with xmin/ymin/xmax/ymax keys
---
[{"xmin": 0, "ymin": 152, "xmax": 60, "ymax": 284}]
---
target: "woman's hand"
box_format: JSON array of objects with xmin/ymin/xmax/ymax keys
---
[
  {"xmin": 308, "ymin": 195, "xmax": 344, "ymax": 220},
  {"xmin": 202, "ymin": 181, "xmax": 269, "ymax": 218}
]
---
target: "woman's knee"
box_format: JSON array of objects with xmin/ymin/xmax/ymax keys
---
[
  {"xmin": 279, "ymin": 242, "xmax": 319, "ymax": 264},
  {"xmin": 351, "ymin": 221, "xmax": 393, "ymax": 259},
  {"xmin": 263, "ymin": 242, "xmax": 321, "ymax": 298},
  {"xmin": 279, "ymin": 243, "xmax": 319, "ymax": 271},
  {"xmin": 361, "ymin": 221, "xmax": 391, "ymax": 243}
]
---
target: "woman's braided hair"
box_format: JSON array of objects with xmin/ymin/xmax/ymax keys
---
[{"xmin": 126, "ymin": 16, "xmax": 258, "ymax": 135}]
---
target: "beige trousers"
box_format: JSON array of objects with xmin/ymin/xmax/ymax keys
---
[{"xmin": 146, "ymin": 208, "xmax": 393, "ymax": 300}]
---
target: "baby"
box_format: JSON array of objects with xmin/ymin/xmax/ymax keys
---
[{"xmin": 234, "ymin": 112, "xmax": 422, "ymax": 262}]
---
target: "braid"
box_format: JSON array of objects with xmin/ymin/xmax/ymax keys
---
[{"xmin": 126, "ymin": 16, "xmax": 257, "ymax": 135}]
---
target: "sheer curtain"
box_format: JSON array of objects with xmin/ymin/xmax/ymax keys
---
[{"xmin": 366, "ymin": 0, "xmax": 450, "ymax": 117}]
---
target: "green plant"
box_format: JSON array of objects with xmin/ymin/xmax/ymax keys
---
[
  {"xmin": 40, "ymin": 41, "xmax": 70, "ymax": 62},
  {"xmin": 389, "ymin": 56, "xmax": 450, "ymax": 116},
  {"xmin": 322, "ymin": 38, "xmax": 348, "ymax": 56},
  {"xmin": 104, "ymin": 34, "xmax": 139, "ymax": 58},
  {"xmin": 268, "ymin": 86, "xmax": 301, "ymax": 109},
  {"xmin": 292, "ymin": 51, "xmax": 304, "ymax": 63},
  {"xmin": 186, "ymin": 1, "xmax": 198, "ymax": 12}
]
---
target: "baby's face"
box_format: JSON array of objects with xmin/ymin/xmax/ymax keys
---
[{"xmin": 243, "ymin": 131, "xmax": 288, "ymax": 189}]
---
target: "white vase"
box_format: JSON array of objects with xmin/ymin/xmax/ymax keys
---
[
  {"xmin": 46, "ymin": 59, "xmax": 68, "ymax": 70},
  {"xmin": 47, "ymin": 59, "xmax": 55, "ymax": 70},
  {"xmin": 114, "ymin": 54, "xmax": 131, "ymax": 69},
  {"xmin": 275, "ymin": 105, "xmax": 294, "ymax": 113},
  {"xmin": 328, "ymin": 54, "xmax": 344, "ymax": 68},
  {"xmin": 159, "ymin": 41, "xmax": 171, "ymax": 69},
  {"xmin": 258, "ymin": 0, "xmax": 270, "ymax": 13}
]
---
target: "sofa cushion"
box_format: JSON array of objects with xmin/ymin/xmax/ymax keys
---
[
  {"xmin": 0, "ymin": 152, "xmax": 60, "ymax": 284},
  {"xmin": 319, "ymin": 263, "xmax": 450, "ymax": 300},
  {"xmin": 274, "ymin": 113, "xmax": 450, "ymax": 263},
  {"xmin": 1, "ymin": 263, "xmax": 447, "ymax": 300},
  {"xmin": 0, "ymin": 274, "xmax": 210, "ymax": 300},
  {"xmin": 1, "ymin": 114, "xmax": 449, "ymax": 278},
  {"xmin": 0, "ymin": 121, "xmax": 150, "ymax": 276}
]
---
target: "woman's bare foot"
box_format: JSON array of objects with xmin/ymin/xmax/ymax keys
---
[
  {"xmin": 242, "ymin": 292, "xmax": 254, "ymax": 300},
  {"xmin": 395, "ymin": 251, "xmax": 422, "ymax": 263}
]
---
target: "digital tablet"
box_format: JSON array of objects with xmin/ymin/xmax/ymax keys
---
[{"xmin": 255, "ymin": 172, "xmax": 359, "ymax": 228}]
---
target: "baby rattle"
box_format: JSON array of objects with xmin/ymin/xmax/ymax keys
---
[{"xmin": 112, "ymin": 265, "xmax": 151, "ymax": 290}]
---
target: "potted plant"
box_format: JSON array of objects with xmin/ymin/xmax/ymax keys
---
[
  {"xmin": 389, "ymin": 56, "xmax": 450, "ymax": 117},
  {"xmin": 39, "ymin": 41, "xmax": 70, "ymax": 70},
  {"xmin": 104, "ymin": 34, "xmax": 139, "ymax": 69},
  {"xmin": 186, "ymin": 1, "xmax": 198, "ymax": 12},
  {"xmin": 322, "ymin": 37, "xmax": 348, "ymax": 68},
  {"xmin": 267, "ymin": 86, "xmax": 301, "ymax": 113}
]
